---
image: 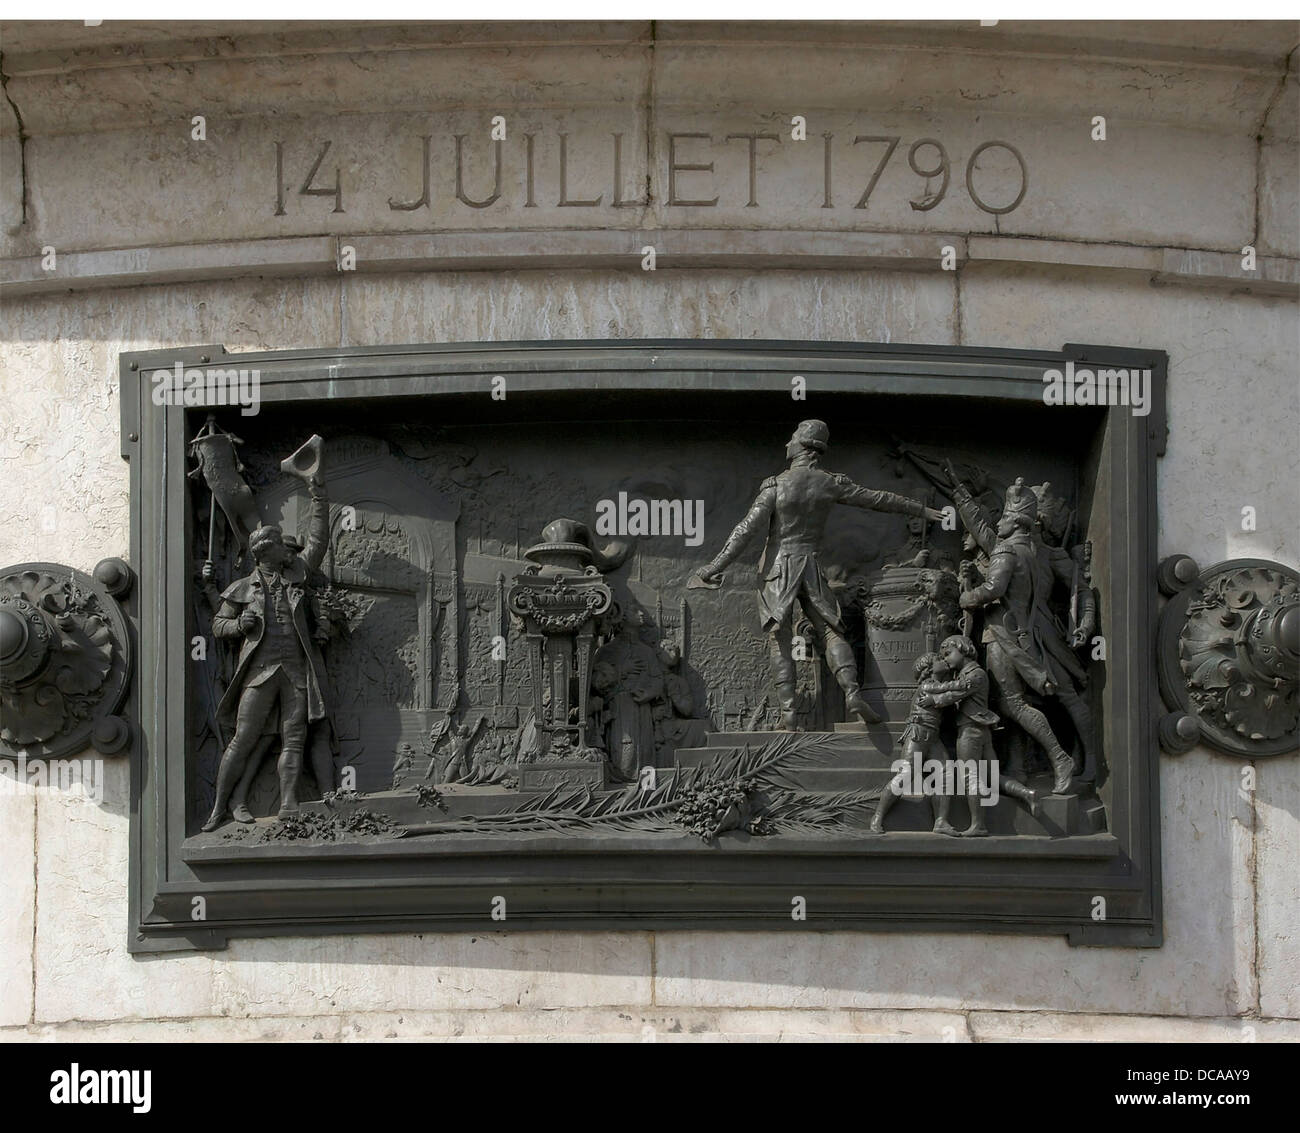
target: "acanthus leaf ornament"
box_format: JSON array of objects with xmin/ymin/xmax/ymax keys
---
[
  {"xmin": 1157, "ymin": 555, "xmax": 1299, "ymax": 757},
  {"xmin": 0, "ymin": 559, "xmax": 135, "ymax": 758}
]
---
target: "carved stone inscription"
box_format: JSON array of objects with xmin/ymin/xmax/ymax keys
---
[{"xmin": 271, "ymin": 127, "xmax": 1029, "ymax": 219}]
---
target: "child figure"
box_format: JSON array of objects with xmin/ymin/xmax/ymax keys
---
[
  {"xmin": 871, "ymin": 652, "xmax": 962, "ymax": 835},
  {"xmin": 920, "ymin": 634, "xmax": 1038, "ymax": 836}
]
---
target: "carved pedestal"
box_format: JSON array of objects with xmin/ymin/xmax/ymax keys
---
[
  {"xmin": 858, "ymin": 564, "xmax": 960, "ymax": 750},
  {"xmin": 508, "ymin": 525, "xmax": 613, "ymax": 769}
]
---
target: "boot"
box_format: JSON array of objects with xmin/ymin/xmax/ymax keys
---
[
  {"xmin": 1001, "ymin": 776, "xmax": 1039, "ymax": 816},
  {"xmin": 1047, "ymin": 744, "xmax": 1074, "ymax": 794},
  {"xmin": 776, "ymin": 680, "xmax": 801, "ymax": 731},
  {"xmin": 277, "ymin": 740, "xmax": 304, "ymax": 818},
  {"xmin": 843, "ymin": 687, "xmax": 882, "ymax": 725},
  {"xmin": 201, "ymin": 807, "xmax": 227, "ymax": 833},
  {"xmin": 826, "ymin": 643, "xmax": 881, "ymax": 726}
]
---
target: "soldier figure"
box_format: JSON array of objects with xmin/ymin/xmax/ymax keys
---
[
  {"xmin": 949, "ymin": 477, "xmax": 1082, "ymax": 795},
  {"xmin": 201, "ymin": 474, "xmax": 330, "ymax": 831},
  {"xmin": 695, "ymin": 420, "xmax": 942, "ymax": 730}
]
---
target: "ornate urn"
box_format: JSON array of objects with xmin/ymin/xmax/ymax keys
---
[{"xmin": 857, "ymin": 564, "xmax": 960, "ymax": 731}]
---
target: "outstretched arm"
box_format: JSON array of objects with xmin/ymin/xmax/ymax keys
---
[
  {"xmin": 834, "ymin": 474, "xmax": 937, "ymax": 520},
  {"xmin": 698, "ymin": 482, "xmax": 777, "ymax": 578}
]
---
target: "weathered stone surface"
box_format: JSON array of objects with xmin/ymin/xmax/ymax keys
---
[
  {"xmin": 0, "ymin": 100, "xmax": 21, "ymax": 237},
  {"xmin": 0, "ymin": 277, "xmax": 342, "ymax": 568},
  {"xmin": 32, "ymin": 756, "xmax": 216, "ymax": 1023},
  {"xmin": 1257, "ymin": 757, "xmax": 1300, "ymax": 1019},
  {"xmin": 960, "ymin": 268, "xmax": 1300, "ymax": 566},
  {"xmin": 2, "ymin": 21, "xmax": 1289, "ymax": 266},
  {"xmin": 331, "ymin": 1006, "xmax": 969, "ymax": 1042},
  {"xmin": 2, "ymin": 21, "xmax": 1285, "ymax": 138},
  {"xmin": 3, "ymin": 1015, "xmax": 344, "ymax": 1043},
  {"xmin": 969, "ymin": 1011, "xmax": 1300, "ymax": 1042},
  {"xmin": 2, "ymin": 1007, "xmax": 969, "ymax": 1042},
  {"xmin": 2, "ymin": 108, "xmax": 1262, "ymax": 264},
  {"xmin": 1259, "ymin": 140, "xmax": 1300, "ymax": 260},
  {"xmin": 211, "ymin": 934, "xmax": 653, "ymax": 1017},
  {"xmin": 339, "ymin": 268, "xmax": 958, "ymax": 346},
  {"xmin": 9, "ymin": 1006, "xmax": 1300, "ymax": 1042},
  {"xmin": 1258, "ymin": 71, "xmax": 1299, "ymax": 257},
  {"xmin": 0, "ymin": 789, "xmax": 35, "ymax": 1027}
]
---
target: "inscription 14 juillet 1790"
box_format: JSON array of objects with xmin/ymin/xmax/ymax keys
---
[{"xmin": 272, "ymin": 130, "xmax": 1028, "ymax": 216}]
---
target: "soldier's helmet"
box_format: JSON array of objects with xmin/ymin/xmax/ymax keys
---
[
  {"xmin": 1001, "ymin": 477, "xmax": 1039, "ymax": 528},
  {"xmin": 792, "ymin": 419, "xmax": 830, "ymax": 453}
]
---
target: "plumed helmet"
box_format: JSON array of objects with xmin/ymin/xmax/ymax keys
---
[
  {"xmin": 1001, "ymin": 478, "xmax": 1038, "ymax": 527},
  {"xmin": 792, "ymin": 419, "xmax": 830, "ymax": 452}
]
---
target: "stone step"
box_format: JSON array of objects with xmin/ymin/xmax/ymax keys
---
[
  {"xmin": 319, "ymin": 770, "xmax": 1104, "ymax": 837},
  {"xmin": 676, "ymin": 738, "xmax": 902, "ymax": 771},
  {"xmin": 693, "ymin": 728, "xmax": 905, "ymax": 757},
  {"xmin": 676, "ymin": 763, "xmax": 902, "ymax": 790}
]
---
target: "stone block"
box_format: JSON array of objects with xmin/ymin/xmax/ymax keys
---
[
  {"xmin": 0, "ymin": 788, "xmax": 35, "ymax": 1026},
  {"xmin": 1257, "ymin": 756, "xmax": 1300, "ymax": 1018}
]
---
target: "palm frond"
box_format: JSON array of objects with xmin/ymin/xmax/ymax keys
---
[{"xmin": 399, "ymin": 732, "xmax": 851, "ymax": 840}]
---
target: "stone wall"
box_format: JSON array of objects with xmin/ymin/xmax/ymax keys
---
[{"xmin": 1, "ymin": 20, "xmax": 1296, "ymax": 1041}]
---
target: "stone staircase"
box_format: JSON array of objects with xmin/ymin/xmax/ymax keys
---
[{"xmin": 672, "ymin": 729, "xmax": 1107, "ymax": 836}]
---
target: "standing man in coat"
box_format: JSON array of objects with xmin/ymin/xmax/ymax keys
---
[
  {"xmin": 201, "ymin": 472, "xmax": 331, "ymax": 831},
  {"xmin": 695, "ymin": 420, "xmax": 942, "ymax": 731}
]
